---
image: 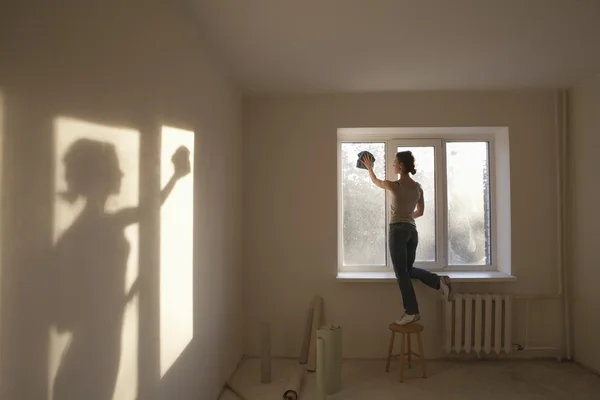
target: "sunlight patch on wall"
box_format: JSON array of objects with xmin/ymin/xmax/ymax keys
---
[
  {"xmin": 160, "ymin": 126, "xmax": 194, "ymax": 377},
  {"xmin": 50, "ymin": 117, "xmax": 139, "ymax": 400}
]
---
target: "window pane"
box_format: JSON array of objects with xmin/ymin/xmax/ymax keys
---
[
  {"xmin": 396, "ymin": 146, "xmax": 436, "ymax": 262},
  {"xmin": 341, "ymin": 143, "xmax": 386, "ymax": 265},
  {"xmin": 446, "ymin": 142, "xmax": 491, "ymax": 265}
]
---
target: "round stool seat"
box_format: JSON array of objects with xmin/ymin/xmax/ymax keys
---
[{"xmin": 388, "ymin": 322, "xmax": 424, "ymax": 334}]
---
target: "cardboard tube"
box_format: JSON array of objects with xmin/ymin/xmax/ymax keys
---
[
  {"xmin": 333, "ymin": 327, "xmax": 342, "ymax": 392},
  {"xmin": 299, "ymin": 306, "xmax": 314, "ymax": 364},
  {"xmin": 306, "ymin": 296, "xmax": 323, "ymax": 372},
  {"xmin": 260, "ymin": 322, "xmax": 271, "ymax": 384},
  {"xmin": 325, "ymin": 326, "xmax": 342, "ymax": 394},
  {"xmin": 317, "ymin": 336, "xmax": 327, "ymax": 400},
  {"xmin": 316, "ymin": 325, "xmax": 343, "ymax": 395},
  {"xmin": 283, "ymin": 365, "xmax": 305, "ymax": 400}
]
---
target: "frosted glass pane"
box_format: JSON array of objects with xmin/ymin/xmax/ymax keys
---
[
  {"xmin": 341, "ymin": 143, "xmax": 386, "ymax": 266},
  {"xmin": 396, "ymin": 146, "xmax": 436, "ymax": 262},
  {"xmin": 446, "ymin": 142, "xmax": 491, "ymax": 265}
]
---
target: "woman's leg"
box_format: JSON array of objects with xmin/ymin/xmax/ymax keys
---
[
  {"xmin": 53, "ymin": 325, "xmax": 122, "ymax": 400},
  {"xmin": 409, "ymin": 266, "xmax": 440, "ymax": 289},
  {"xmin": 406, "ymin": 226, "xmax": 440, "ymax": 289},
  {"xmin": 406, "ymin": 227, "xmax": 453, "ymax": 300},
  {"xmin": 389, "ymin": 224, "xmax": 419, "ymax": 315}
]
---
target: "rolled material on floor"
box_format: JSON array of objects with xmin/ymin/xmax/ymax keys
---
[
  {"xmin": 306, "ymin": 296, "xmax": 323, "ymax": 372},
  {"xmin": 317, "ymin": 325, "xmax": 343, "ymax": 395},
  {"xmin": 260, "ymin": 321, "xmax": 271, "ymax": 384},
  {"xmin": 299, "ymin": 306, "xmax": 314, "ymax": 364},
  {"xmin": 282, "ymin": 365, "xmax": 305, "ymax": 400}
]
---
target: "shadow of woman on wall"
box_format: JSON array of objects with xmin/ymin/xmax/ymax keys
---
[{"xmin": 49, "ymin": 138, "xmax": 190, "ymax": 400}]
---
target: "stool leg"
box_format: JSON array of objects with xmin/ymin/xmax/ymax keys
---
[
  {"xmin": 399, "ymin": 333, "xmax": 405, "ymax": 382},
  {"xmin": 417, "ymin": 332, "xmax": 427, "ymax": 379},
  {"xmin": 407, "ymin": 334, "xmax": 412, "ymax": 368},
  {"xmin": 385, "ymin": 331, "xmax": 395, "ymax": 372}
]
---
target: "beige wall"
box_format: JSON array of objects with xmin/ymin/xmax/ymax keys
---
[
  {"xmin": 243, "ymin": 91, "xmax": 562, "ymax": 359},
  {"xmin": 569, "ymin": 74, "xmax": 600, "ymax": 374},
  {"xmin": 0, "ymin": 1, "xmax": 242, "ymax": 399}
]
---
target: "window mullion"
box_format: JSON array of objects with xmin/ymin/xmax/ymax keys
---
[
  {"xmin": 430, "ymin": 139, "xmax": 444, "ymax": 269},
  {"xmin": 440, "ymin": 140, "xmax": 448, "ymax": 270},
  {"xmin": 385, "ymin": 140, "xmax": 393, "ymax": 269}
]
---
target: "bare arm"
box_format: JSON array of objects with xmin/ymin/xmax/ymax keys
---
[
  {"xmin": 413, "ymin": 186, "xmax": 424, "ymax": 218},
  {"xmin": 367, "ymin": 167, "xmax": 395, "ymax": 190},
  {"xmin": 159, "ymin": 175, "xmax": 179, "ymax": 206},
  {"xmin": 362, "ymin": 155, "xmax": 394, "ymax": 191},
  {"xmin": 113, "ymin": 146, "xmax": 191, "ymax": 227},
  {"xmin": 113, "ymin": 172, "xmax": 183, "ymax": 227}
]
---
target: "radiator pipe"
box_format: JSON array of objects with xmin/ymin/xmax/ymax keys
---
[
  {"xmin": 513, "ymin": 89, "xmax": 571, "ymax": 360},
  {"xmin": 440, "ymin": 91, "xmax": 571, "ymax": 358},
  {"xmin": 515, "ymin": 89, "xmax": 564, "ymax": 298},
  {"xmin": 561, "ymin": 89, "xmax": 572, "ymax": 361}
]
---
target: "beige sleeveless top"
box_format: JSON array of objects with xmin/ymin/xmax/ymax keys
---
[{"xmin": 389, "ymin": 181, "xmax": 422, "ymax": 226}]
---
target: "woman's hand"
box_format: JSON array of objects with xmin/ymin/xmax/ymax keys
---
[
  {"xmin": 361, "ymin": 154, "xmax": 374, "ymax": 170},
  {"xmin": 114, "ymin": 146, "xmax": 191, "ymax": 227},
  {"xmin": 172, "ymin": 146, "xmax": 191, "ymax": 178}
]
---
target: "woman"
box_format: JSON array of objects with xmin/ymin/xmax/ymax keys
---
[
  {"xmin": 361, "ymin": 151, "xmax": 453, "ymax": 325},
  {"xmin": 51, "ymin": 138, "xmax": 190, "ymax": 400}
]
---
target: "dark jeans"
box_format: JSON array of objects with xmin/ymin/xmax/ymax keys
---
[{"xmin": 389, "ymin": 222, "xmax": 440, "ymax": 315}]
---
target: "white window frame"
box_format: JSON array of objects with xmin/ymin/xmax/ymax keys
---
[{"xmin": 337, "ymin": 127, "xmax": 511, "ymax": 275}]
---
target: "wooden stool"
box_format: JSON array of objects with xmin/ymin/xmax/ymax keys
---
[{"xmin": 385, "ymin": 322, "xmax": 427, "ymax": 382}]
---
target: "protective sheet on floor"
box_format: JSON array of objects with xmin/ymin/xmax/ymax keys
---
[
  {"xmin": 317, "ymin": 325, "xmax": 342, "ymax": 397},
  {"xmin": 283, "ymin": 365, "xmax": 305, "ymax": 400}
]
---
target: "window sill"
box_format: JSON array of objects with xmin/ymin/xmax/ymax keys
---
[{"xmin": 336, "ymin": 271, "xmax": 516, "ymax": 283}]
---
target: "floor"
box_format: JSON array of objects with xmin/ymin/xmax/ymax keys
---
[{"xmin": 219, "ymin": 357, "xmax": 600, "ymax": 400}]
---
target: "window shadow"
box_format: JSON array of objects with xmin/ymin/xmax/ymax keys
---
[
  {"xmin": 0, "ymin": 2, "xmax": 202, "ymax": 397},
  {"xmin": 47, "ymin": 138, "xmax": 190, "ymax": 400},
  {"xmin": 49, "ymin": 138, "xmax": 135, "ymax": 400}
]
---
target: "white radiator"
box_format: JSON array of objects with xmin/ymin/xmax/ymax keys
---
[{"xmin": 444, "ymin": 294, "xmax": 513, "ymax": 355}]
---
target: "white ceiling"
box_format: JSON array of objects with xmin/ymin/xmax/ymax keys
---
[{"xmin": 187, "ymin": 0, "xmax": 600, "ymax": 93}]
